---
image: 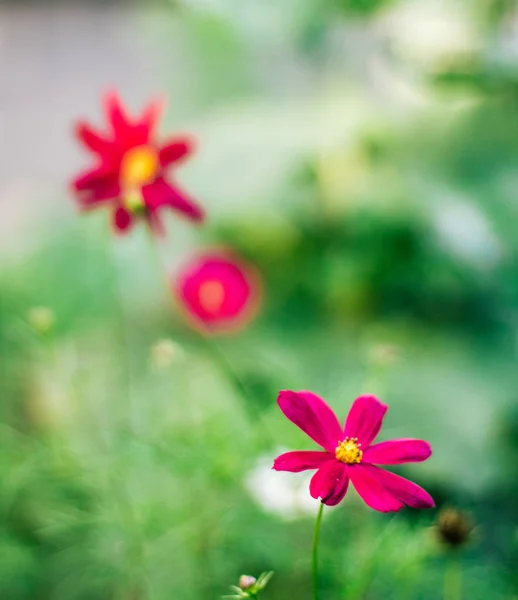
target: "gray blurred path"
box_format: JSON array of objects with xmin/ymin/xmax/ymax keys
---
[{"xmin": 0, "ymin": 3, "xmax": 173, "ymax": 257}]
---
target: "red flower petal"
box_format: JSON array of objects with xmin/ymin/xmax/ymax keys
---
[
  {"xmin": 112, "ymin": 206, "xmax": 133, "ymax": 233},
  {"xmin": 365, "ymin": 466, "xmax": 435, "ymax": 509},
  {"xmin": 75, "ymin": 121, "xmax": 111, "ymax": 155},
  {"xmin": 105, "ymin": 91, "xmax": 131, "ymax": 138},
  {"xmin": 272, "ymin": 451, "xmax": 335, "ymax": 473},
  {"xmin": 277, "ymin": 390, "xmax": 343, "ymax": 453},
  {"xmin": 127, "ymin": 100, "xmax": 163, "ymax": 148},
  {"xmin": 309, "ymin": 460, "xmax": 349, "ymax": 506},
  {"xmin": 72, "ymin": 166, "xmax": 116, "ymax": 192},
  {"xmin": 76, "ymin": 188, "xmax": 120, "ymax": 209},
  {"xmin": 104, "ymin": 92, "xmax": 161, "ymax": 149},
  {"xmin": 142, "ymin": 178, "xmax": 204, "ymax": 222},
  {"xmin": 348, "ymin": 464, "xmax": 403, "ymax": 512},
  {"xmin": 363, "ymin": 439, "xmax": 432, "ymax": 465},
  {"xmin": 140, "ymin": 98, "xmax": 164, "ymax": 139},
  {"xmin": 72, "ymin": 167, "xmax": 120, "ymax": 209},
  {"xmin": 159, "ymin": 137, "xmax": 194, "ymax": 167},
  {"xmin": 343, "ymin": 395, "xmax": 388, "ymax": 447}
]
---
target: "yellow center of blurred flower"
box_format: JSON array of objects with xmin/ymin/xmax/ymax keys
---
[
  {"xmin": 335, "ymin": 437, "xmax": 363, "ymax": 464},
  {"xmin": 121, "ymin": 146, "xmax": 159, "ymax": 190},
  {"xmin": 198, "ymin": 280, "xmax": 225, "ymax": 313}
]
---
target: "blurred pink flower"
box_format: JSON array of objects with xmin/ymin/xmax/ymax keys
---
[
  {"xmin": 174, "ymin": 251, "xmax": 261, "ymax": 334},
  {"xmin": 273, "ymin": 392, "xmax": 434, "ymax": 512},
  {"xmin": 70, "ymin": 92, "xmax": 204, "ymax": 234}
]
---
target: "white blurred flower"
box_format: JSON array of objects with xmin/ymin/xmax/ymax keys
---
[
  {"xmin": 487, "ymin": 8, "xmax": 518, "ymax": 68},
  {"xmin": 433, "ymin": 197, "xmax": 501, "ymax": 268},
  {"xmin": 244, "ymin": 452, "xmax": 317, "ymax": 519},
  {"xmin": 379, "ymin": 0, "xmax": 479, "ymax": 68}
]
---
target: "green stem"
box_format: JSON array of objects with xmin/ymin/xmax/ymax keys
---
[
  {"xmin": 444, "ymin": 554, "xmax": 462, "ymax": 600},
  {"xmin": 145, "ymin": 231, "xmax": 274, "ymax": 443},
  {"xmin": 313, "ymin": 502, "xmax": 324, "ymax": 600},
  {"xmin": 198, "ymin": 335, "xmax": 253, "ymax": 414},
  {"xmin": 197, "ymin": 333, "xmax": 276, "ymax": 446},
  {"xmin": 109, "ymin": 242, "xmax": 137, "ymax": 433}
]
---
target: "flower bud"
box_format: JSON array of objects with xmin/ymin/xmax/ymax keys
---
[
  {"xmin": 226, "ymin": 572, "xmax": 273, "ymax": 598},
  {"xmin": 435, "ymin": 507, "xmax": 474, "ymax": 548},
  {"xmin": 27, "ymin": 307, "xmax": 55, "ymax": 334},
  {"xmin": 150, "ymin": 339, "xmax": 183, "ymax": 370},
  {"xmin": 239, "ymin": 576, "xmax": 256, "ymax": 590},
  {"xmin": 367, "ymin": 343, "xmax": 400, "ymax": 369}
]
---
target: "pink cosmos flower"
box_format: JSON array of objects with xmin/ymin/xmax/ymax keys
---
[
  {"xmin": 174, "ymin": 250, "xmax": 261, "ymax": 334},
  {"xmin": 273, "ymin": 391, "xmax": 434, "ymax": 512},
  {"xmin": 71, "ymin": 92, "xmax": 205, "ymax": 234}
]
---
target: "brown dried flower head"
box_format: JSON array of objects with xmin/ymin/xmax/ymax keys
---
[{"xmin": 436, "ymin": 507, "xmax": 474, "ymax": 548}]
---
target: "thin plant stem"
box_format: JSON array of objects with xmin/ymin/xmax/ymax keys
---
[
  {"xmin": 108, "ymin": 242, "xmax": 137, "ymax": 433},
  {"xmin": 444, "ymin": 554, "xmax": 462, "ymax": 600},
  {"xmin": 198, "ymin": 333, "xmax": 257, "ymax": 417},
  {"xmin": 146, "ymin": 232, "xmax": 274, "ymax": 443},
  {"xmin": 193, "ymin": 324, "xmax": 276, "ymax": 447},
  {"xmin": 106, "ymin": 240, "xmax": 146, "ymax": 599},
  {"xmin": 346, "ymin": 514, "xmax": 398, "ymax": 600},
  {"xmin": 313, "ymin": 502, "xmax": 325, "ymax": 600}
]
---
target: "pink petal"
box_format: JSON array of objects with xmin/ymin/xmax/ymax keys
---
[
  {"xmin": 105, "ymin": 91, "xmax": 131, "ymax": 137},
  {"xmin": 112, "ymin": 206, "xmax": 133, "ymax": 233},
  {"xmin": 139, "ymin": 98, "xmax": 164, "ymax": 138},
  {"xmin": 348, "ymin": 464, "xmax": 403, "ymax": 512},
  {"xmin": 127, "ymin": 99, "xmax": 163, "ymax": 148},
  {"xmin": 75, "ymin": 121, "xmax": 111, "ymax": 155},
  {"xmin": 159, "ymin": 137, "xmax": 194, "ymax": 167},
  {"xmin": 142, "ymin": 178, "xmax": 204, "ymax": 222},
  {"xmin": 273, "ymin": 451, "xmax": 335, "ymax": 473},
  {"xmin": 367, "ymin": 466, "xmax": 435, "ymax": 509},
  {"xmin": 344, "ymin": 395, "xmax": 388, "ymax": 447},
  {"xmin": 309, "ymin": 460, "xmax": 349, "ymax": 506},
  {"xmin": 363, "ymin": 439, "xmax": 432, "ymax": 465},
  {"xmin": 277, "ymin": 390, "xmax": 343, "ymax": 452},
  {"xmin": 72, "ymin": 169, "xmax": 120, "ymax": 209},
  {"xmin": 72, "ymin": 166, "xmax": 115, "ymax": 192},
  {"xmin": 104, "ymin": 92, "xmax": 161, "ymax": 148}
]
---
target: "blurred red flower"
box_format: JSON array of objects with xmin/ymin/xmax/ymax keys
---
[
  {"xmin": 70, "ymin": 92, "xmax": 205, "ymax": 234},
  {"xmin": 174, "ymin": 251, "xmax": 261, "ymax": 334},
  {"xmin": 273, "ymin": 392, "xmax": 434, "ymax": 512}
]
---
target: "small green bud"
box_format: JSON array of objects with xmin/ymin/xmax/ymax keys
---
[
  {"xmin": 224, "ymin": 572, "xmax": 274, "ymax": 598},
  {"xmin": 367, "ymin": 343, "xmax": 400, "ymax": 369},
  {"xmin": 124, "ymin": 190, "xmax": 147, "ymax": 214},
  {"xmin": 27, "ymin": 306, "xmax": 55, "ymax": 334},
  {"xmin": 150, "ymin": 339, "xmax": 183, "ymax": 370}
]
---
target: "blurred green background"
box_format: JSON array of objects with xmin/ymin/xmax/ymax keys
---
[{"xmin": 2, "ymin": 0, "xmax": 518, "ymax": 598}]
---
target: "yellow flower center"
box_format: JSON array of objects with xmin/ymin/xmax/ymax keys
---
[
  {"xmin": 198, "ymin": 280, "xmax": 225, "ymax": 313},
  {"xmin": 335, "ymin": 437, "xmax": 363, "ymax": 464},
  {"xmin": 121, "ymin": 146, "xmax": 159, "ymax": 190}
]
